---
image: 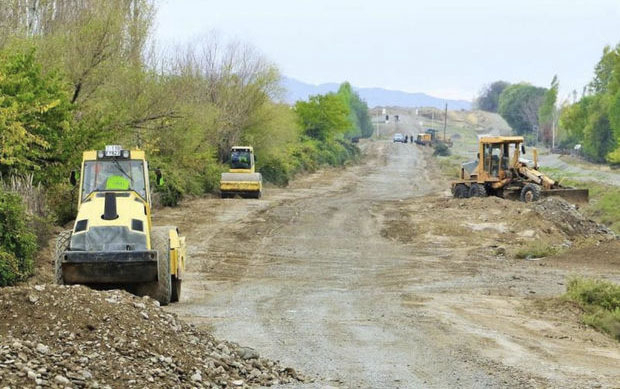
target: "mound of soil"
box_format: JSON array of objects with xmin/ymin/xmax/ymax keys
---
[
  {"xmin": 533, "ymin": 197, "xmax": 616, "ymax": 238},
  {"xmin": 0, "ymin": 285, "xmax": 302, "ymax": 388},
  {"xmin": 379, "ymin": 196, "xmax": 615, "ymax": 254}
]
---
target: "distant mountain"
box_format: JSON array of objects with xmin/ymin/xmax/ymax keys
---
[{"xmin": 280, "ymin": 77, "xmax": 472, "ymax": 110}]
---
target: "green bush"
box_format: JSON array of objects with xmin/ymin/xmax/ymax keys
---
[
  {"xmin": 565, "ymin": 277, "xmax": 620, "ymax": 340},
  {"xmin": 259, "ymin": 155, "xmax": 292, "ymax": 186},
  {"xmin": 0, "ymin": 189, "xmax": 37, "ymax": 285},
  {"xmin": 0, "ymin": 250, "xmax": 20, "ymax": 287},
  {"xmin": 433, "ymin": 142, "xmax": 451, "ymax": 156}
]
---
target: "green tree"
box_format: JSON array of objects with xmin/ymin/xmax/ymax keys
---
[
  {"xmin": 475, "ymin": 80, "xmax": 510, "ymax": 112},
  {"xmin": 337, "ymin": 82, "xmax": 373, "ymax": 138},
  {"xmin": 498, "ymin": 83, "xmax": 547, "ymax": 138},
  {"xmin": 295, "ymin": 93, "xmax": 351, "ymax": 141},
  {"xmin": 558, "ymin": 95, "xmax": 593, "ymax": 147},
  {"xmin": 538, "ymin": 75, "xmax": 559, "ymax": 146},
  {"xmin": 583, "ymin": 97, "xmax": 615, "ymax": 162},
  {"xmin": 590, "ymin": 44, "xmax": 620, "ymax": 94},
  {"xmin": 0, "ymin": 47, "xmax": 73, "ymax": 182}
]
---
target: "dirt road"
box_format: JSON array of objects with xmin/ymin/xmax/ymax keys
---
[{"xmin": 157, "ymin": 140, "xmax": 619, "ymax": 388}]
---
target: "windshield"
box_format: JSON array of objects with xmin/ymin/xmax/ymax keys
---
[
  {"xmin": 231, "ymin": 151, "xmax": 252, "ymax": 169},
  {"xmin": 81, "ymin": 160, "xmax": 146, "ymax": 200}
]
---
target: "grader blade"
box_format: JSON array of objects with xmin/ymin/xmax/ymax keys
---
[{"xmin": 541, "ymin": 188, "xmax": 589, "ymax": 204}]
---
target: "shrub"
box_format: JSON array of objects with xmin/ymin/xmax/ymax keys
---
[
  {"xmin": 514, "ymin": 241, "xmax": 559, "ymax": 259},
  {"xmin": 433, "ymin": 142, "xmax": 451, "ymax": 156},
  {"xmin": 259, "ymin": 156, "xmax": 291, "ymax": 187},
  {"xmin": 565, "ymin": 277, "xmax": 620, "ymax": 340},
  {"xmin": 0, "ymin": 189, "xmax": 37, "ymax": 285},
  {"xmin": 0, "ymin": 250, "xmax": 20, "ymax": 287}
]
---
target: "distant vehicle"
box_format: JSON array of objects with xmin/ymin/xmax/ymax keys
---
[{"xmin": 393, "ymin": 133, "xmax": 405, "ymax": 143}]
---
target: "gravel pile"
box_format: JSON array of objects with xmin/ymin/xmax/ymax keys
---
[
  {"xmin": 0, "ymin": 285, "xmax": 303, "ymax": 388},
  {"xmin": 533, "ymin": 197, "xmax": 616, "ymax": 239}
]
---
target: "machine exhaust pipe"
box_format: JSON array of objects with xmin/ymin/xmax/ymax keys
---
[{"xmin": 102, "ymin": 193, "xmax": 119, "ymax": 220}]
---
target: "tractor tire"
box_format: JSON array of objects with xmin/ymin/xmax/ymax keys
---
[
  {"xmin": 55, "ymin": 230, "xmax": 72, "ymax": 285},
  {"xmin": 138, "ymin": 227, "xmax": 172, "ymax": 305},
  {"xmin": 171, "ymin": 276, "xmax": 182, "ymax": 303},
  {"xmin": 520, "ymin": 183, "xmax": 541, "ymax": 203},
  {"xmin": 453, "ymin": 184, "xmax": 469, "ymax": 199},
  {"xmin": 469, "ymin": 183, "xmax": 487, "ymax": 198}
]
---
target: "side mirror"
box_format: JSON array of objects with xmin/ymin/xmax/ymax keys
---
[
  {"xmin": 521, "ymin": 145, "xmax": 526, "ymax": 154},
  {"xmin": 253, "ymin": 154, "xmax": 258, "ymax": 163},
  {"xmin": 155, "ymin": 168, "xmax": 164, "ymax": 186},
  {"xmin": 70, "ymin": 170, "xmax": 78, "ymax": 186},
  {"xmin": 476, "ymin": 153, "xmax": 480, "ymax": 160}
]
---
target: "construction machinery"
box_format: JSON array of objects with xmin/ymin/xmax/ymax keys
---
[
  {"xmin": 451, "ymin": 136, "xmax": 589, "ymax": 203},
  {"xmin": 415, "ymin": 133, "xmax": 432, "ymax": 146},
  {"xmin": 415, "ymin": 128, "xmax": 452, "ymax": 147},
  {"xmin": 55, "ymin": 145, "xmax": 186, "ymax": 305},
  {"xmin": 426, "ymin": 128, "xmax": 453, "ymax": 147},
  {"xmin": 220, "ymin": 146, "xmax": 263, "ymax": 198}
]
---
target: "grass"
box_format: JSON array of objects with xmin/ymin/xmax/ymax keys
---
[
  {"xmin": 564, "ymin": 277, "xmax": 620, "ymax": 341},
  {"xmin": 514, "ymin": 241, "xmax": 560, "ymax": 259},
  {"xmin": 436, "ymin": 155, "xmax": 462, "ymax": 178}
]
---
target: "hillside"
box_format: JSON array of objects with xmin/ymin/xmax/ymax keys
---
[{"xmin": 280, "ymin": 77, "xmax": 472, "ymax": 110}]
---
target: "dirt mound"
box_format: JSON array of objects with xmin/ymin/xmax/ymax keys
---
[
  {"xmin": 533, "ymin": 197, "xmax": 616, "ymax": 238},
  {"xmin": 0, "ymin": 285, "xmax": 302, "ymax": 388},
  {"xmin": 379, "ymin": 195, "xmax": 615, "ymax": 257}
]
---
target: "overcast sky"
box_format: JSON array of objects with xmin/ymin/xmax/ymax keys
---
[{"xmin": 155, "ymin": 0, "xmax": 620, "ymax": 101}]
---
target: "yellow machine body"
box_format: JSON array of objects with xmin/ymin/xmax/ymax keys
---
[
  {"xmin": 57, "ymin": 146, "xmax": 186, "ymax": 305},
  {"xmin": 220, "ymin": 146, "xmax": 263, "ymax": 198},
  {"xmin": 451, "ymin": 136, "xmax": 588, "ymax": 203}
]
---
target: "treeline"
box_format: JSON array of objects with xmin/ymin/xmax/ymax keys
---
[
  {"xmin": 0, "ymin": 0, "xmax": 372, "ymax": 285},
  {"xmin": 475, "ymin": 43, "xmax": 620, "ymax": 164}
]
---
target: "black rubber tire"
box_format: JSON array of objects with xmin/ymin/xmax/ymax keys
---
[
  {"xmin": 171, "ymin": 276, "xmax": 182, "ymax": 303},
  {"xmin": 138, "ymin": 227, "xmax": 172, "ymax": 305},
  {"xmin": 453, "ymin": 184, "xmax": 469, "ymax": 199},
  {"xmin": 55, "ymin": 230, "xmax": 72, "ymax": 285},
  {"xmin": 520, "ymin": 183, "xmax": 542, "ymax": 203},
  {"xmin": 469, "ymin": 183, "xmax": 487, "ymax": 198}
]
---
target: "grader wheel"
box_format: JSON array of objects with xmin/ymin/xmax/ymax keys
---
[
  {"xmin": 469, "ymin": 183, "xmax": 487, "ymax": 198},
  {"xmin": 453, "ymin": 184, "xmax": 469, "ymax": 199},
  {"xmin": 520, "ymin": 183, "xmax": 541, "ymax": 203}
]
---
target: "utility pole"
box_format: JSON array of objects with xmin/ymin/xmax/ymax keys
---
[
  {"xmin": 375, "ymin": 108, "xmax": 379, "ymax": 138},
  {"xmin": 443, "ymin": 103, "xmax": 448, "ymax": 141}
]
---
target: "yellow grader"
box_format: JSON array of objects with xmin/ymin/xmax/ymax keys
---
[
  {"xmin": 55, "ymin": 145, "xmax": 186, "ymax": 305},
  {"xmin": 220, "ymin": 146, "xmax": 263, "ymax": 198},
  {"xmin": 451, "ymin": 136, "xmax": 588, "ymax": 203}
]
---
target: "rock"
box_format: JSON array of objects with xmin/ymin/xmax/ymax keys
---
[
  {"xmin": 191, "ymin": 371, "xmax": 202, "ymax": 382},
  {"xmin": 54, "ymin": 375, "xmax": 70, "ymax": 385},
  {"xmin": 140, "ymin": 311, "xmax": 149, "ymax": 320},
  {"xmin": 28, "ymin": 295, "xmax": 39, "ymax": 304},
  {"xmin": 133, "ymin": 302, "xmax": 146, "ymax": 309},
  {"xmin": 239, "ymin": 347, "xmax": 259, "ymax": 360},
  {"xmin": 34, "ymin": 285, "xmax": 46, "ymax": 292},
  {"xmin": 35, "ymin": 344, "xmax": 49, "ymax": 354},
  {"xmin": 232, "ymin": 379, "xmax": 244, "ymax": 386},
  {"xmin": 27, "ymin": 370, "xmax": 37, "ymax": 380}
]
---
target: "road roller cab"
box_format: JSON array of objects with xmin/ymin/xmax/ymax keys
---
[{"xmin": 55, "ymin": 145, "xmax": 186, "ymax": 305}]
